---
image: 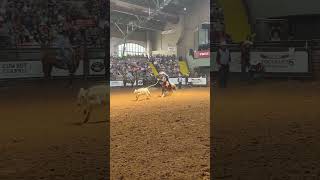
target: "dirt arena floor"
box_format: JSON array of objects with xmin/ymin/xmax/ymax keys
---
[
  {"xmin": 110, "ymin": 87, "xmax": 210, "ymax": 180},
  {"xmin": 0, "ymin": 80, "xmax": 108, "ymax": 180},
  {"xmin": 212, "ymin": 80, "xmax": 320, "ymax": 179}
]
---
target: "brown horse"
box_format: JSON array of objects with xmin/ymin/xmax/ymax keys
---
[
  {"xmin": 161, "ymin": 81, "xmax": 177, "ymax": 97},
  {"xmin": 41, "ymin": 46, "xmax": 82, "ymax": 86}
]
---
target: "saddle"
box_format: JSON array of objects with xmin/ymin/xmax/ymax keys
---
[{"xmin": 55, "ymin": 50, "xmax": 73, "ymax": 69}]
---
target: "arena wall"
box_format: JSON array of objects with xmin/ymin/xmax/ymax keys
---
[
  {"xmin": 149, "ymin": 0, "xmax": 209, "ymax": 58},
  {"xmin": 177, "ymin": 0, "xmax": 210, "ymax": 59},
  {"xmin": 246, "ymin": 0, "xmax": 320, "ymax": 20}
]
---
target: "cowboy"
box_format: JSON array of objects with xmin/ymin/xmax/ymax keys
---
[
  {"xmin": 240, "ymin": 36, "xmax": 253, "ymax": 81},
  {"xmin": 178, "ymin": 74, "xmax": 183, "ymax": 89},
  {"xmin": 158, "ymin": 71, "xmax": 170, "ymax": 88},
  {"xmin": 216, "ymin": 41, "xmax": 231, "ymax": 88},
  {"xmin": 56, "ymin": 31, "xmax": 73, "ymax": 66}
]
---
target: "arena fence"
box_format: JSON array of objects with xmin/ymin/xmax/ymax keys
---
[
  {"xmin": 211, "ymin": 40, "xmax": 314, "ymax": 78},
  {"xmin": 0, "ymin": 47, "xmax": 208, "ymax": 87},
  {"xmin": 0, "ymin": 47, "xmax": 106, "ymax": 80}
]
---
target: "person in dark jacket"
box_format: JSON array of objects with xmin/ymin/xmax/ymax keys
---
[{"xmin": 240, "ymin": 38, "xmax": 253, "ymax": 81}]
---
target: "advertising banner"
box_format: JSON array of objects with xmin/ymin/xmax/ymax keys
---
[
  {"xmin": 89, "ymin": 59, "xmax": 106, "ymax": 75},
  {"xmin": 250, "ymin": 50, "xmax": 309, "ymax": 73},
  {"xmin": 0, "ymin": 61, "xmax": 43, "ymax": 78},
  {"xmin": 169, "ymin": 78, "xmax": 207, "ymax": 86},
  {"xmin": 194, "ymin": 50, "xmax": 210, "ymax": 59},
  {"xmin": 110, "ymin": 80, "xmax": 143, "ymax": 87},
  {"xmin": 211, "ymin": 50, "xmax": 309, "ymax": 73}
]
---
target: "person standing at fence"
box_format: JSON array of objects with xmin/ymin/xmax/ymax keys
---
[
  {"xmin": 240, "ymin": 37, "xmax": 253, "ymax": 81},
  {"xmin": 216, "ymin": 41, "xmax": 231, "ymax": 88},
  {"xmin": 178, "ymin": 74, "xmax": 183, "ymax": 89}
]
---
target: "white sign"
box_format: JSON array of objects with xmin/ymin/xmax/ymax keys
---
[
  {"xmin": 189, "ymin": 78, "xmax": 207, "ymax": 85},
  {"xmin": 250, "ymin": 51, "xmax": 309, "ymax": 73},
  {"xmin": 126, "ymin": 80, "xmax": 143, "ymax": 86},
  {"xmin": 110, "ymin": 80, "xmax": 144, "ymax": 87},
  {"xmin": 211, "ymin": 50, "xmax": 309, "ymax": 73},
  {"xmin": 89, "ymin": 59, "xmax": 106, "ymax": 75},
  {"xmin": 0, "ymin": 61, "xmax": 43, "ymax": 78},
  {"xmin": 169, "ymin": 78, "xmax": 186, "ymax": 85},
  {"xmin": 110, "ymin": 81, "xmax": 123, "ymax": 87},
  {"xmin": 169, "ymin": 78, "xmax": 207, "ymax": 86}
]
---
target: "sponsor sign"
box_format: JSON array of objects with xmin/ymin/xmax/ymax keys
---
[
  {"xmin": 0, "ymin": 61, "xmax": 43, "ymax": 78},
  {"xmin": 126, "ymin": 80, "xmax": 143, "ymax": 86},
  {"xmin": 169, "ymin": 78, "xmax": 207, "ymax": 86},
  {"xmin": 110, "ymin": 80, "xmax": 143, "ymax": 87},
  {"xmin": 211, "ymin": 50, "xmax": 309, "ymax": 73},
  {"xmin": 110, "ymin": 81, "xmax": 123, "ymax": 87},
  {"xmin": 169, "ymin": 78, "xmax": 186, "ymax": 85},
  {"xmin": 189, "ymin": 78, "xmax": 207, "ymax": 85},
  {"xmin": 250, "ymin": 51, "xmax": 308, "ymax": 73},
  {"xmin": 194, "ymin": 50, "xmax": 210, "ymax": 59},
  {"xmin": 89, "ymin": 59, "xmax": 106, "ymax": 75}
]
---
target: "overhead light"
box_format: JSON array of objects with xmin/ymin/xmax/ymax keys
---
[{"xmin": 184, "ymin": 7, "xmax": 187, "ymax": 11}]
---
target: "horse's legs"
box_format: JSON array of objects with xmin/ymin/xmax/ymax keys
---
[
  {"xmin": 161, "ymin": 88, "xmax": 165, "ymax": 98},
  {"xmin": 48, "ymin": 65, "xmax": 53, "ymax": 80},
  {"xmin": 67, "ymin": 64, "xmax": 75, "ymax": 87},
  {"xmin": 42, "ymin": 63, "xmax": 50, "ymax": 81},
  {"xmin": 68, "ymin": 73, "xmax": 74, "ymax": 87}
]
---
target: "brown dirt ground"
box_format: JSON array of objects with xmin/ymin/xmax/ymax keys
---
[
  {"xmin": 110, "ymin": 87, "xmax": 210, "ymax": 180},
  {"xmin": 0, "ymin": 80, "xmax": 108, "ymax": 180},
  {"xmin": 212, "ymin": 80, "xmax": 320, "ymax": 179}
]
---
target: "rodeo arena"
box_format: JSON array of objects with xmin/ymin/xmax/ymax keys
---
[
  {"xmin": 211, "ymin": 0, "xmax": 320, "ymax": 179},
  {"xmin": 0, "ymin": 0, "xmax": 210, "ymax": 179}
]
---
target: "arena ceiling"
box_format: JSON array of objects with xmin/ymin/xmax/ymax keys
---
[{"xmin": 110, "ymin": 0, "xmax": 194, "ymax": 34}]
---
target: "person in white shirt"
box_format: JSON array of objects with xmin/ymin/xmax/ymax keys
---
[
  {"xmin": 216, "ymin": 41, "xmax": 231, "ymax": 88},
  {"xmin": 178, "ymin": 74, "xmax": 183, "ymax": 89}
]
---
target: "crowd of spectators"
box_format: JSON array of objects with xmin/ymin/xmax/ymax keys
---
[
  {"xmin": 0, "ymin": 0, "xmax": 107, "ymax": 47},
  {"xmin": 149, "ymin": 55, "xmax": 180, "ymax": 77},
  {"xmin": 110, "ymin": 55, "xmax": 180, "ymax": 82},
  {"xmin": 110, "ymin": 55, "xmax": 153, "ymax": 82}
]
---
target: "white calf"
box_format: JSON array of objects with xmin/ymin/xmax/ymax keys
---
[{"xmin": 77, "ymin": 85, "xmax": 108, "ymax": 123}]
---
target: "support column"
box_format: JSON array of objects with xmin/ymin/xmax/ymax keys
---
[{"xmin": 146, "ymin": 31, "xmax": 152, "ymax": 56}]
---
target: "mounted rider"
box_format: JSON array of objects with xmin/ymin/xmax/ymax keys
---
[
  {"xmin": 157, "ymin": 71, "xmax": 171, "ymax": 88},
  {"xmin": 56, "ymin": 31, "xmax": 73, "ymax": 67}
]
